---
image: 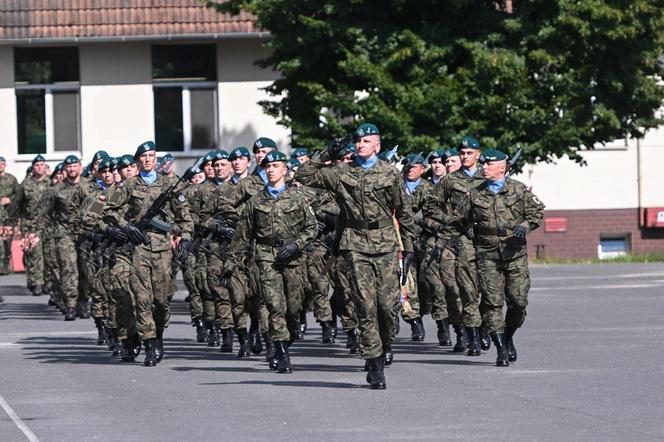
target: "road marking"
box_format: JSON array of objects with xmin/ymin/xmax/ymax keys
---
[
  {"xmin": 0, "ymin": 342, "xmax": 19, "ymax": 348},
  {"xmin": 535, "ymin": 272, "xmax": 664, "ymax": 281},
  {"xmin": 532, "ymin": 283, "xmax": 662, "ymax": 291},
  {"xmin": 0, "ymin": 393, "xmax": 40, "ymax": 442}
]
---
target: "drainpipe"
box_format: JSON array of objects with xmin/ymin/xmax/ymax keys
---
[{"xmin": 636, "ymin": 137, "xmax": 644, "ymax": 226}]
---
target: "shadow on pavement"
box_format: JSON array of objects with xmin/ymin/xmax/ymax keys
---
[
  {"xmin": 0, "ymin": 300, "xmax": 64, "ymax": 321},
  {"xmin": 201, "ymin": 380, "xmax": 363, "ymax": 389}
]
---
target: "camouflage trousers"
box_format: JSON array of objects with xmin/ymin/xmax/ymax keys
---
[
  {"xmin": 197, "ymin": 251, "xmax": 215, "ymax": 322},
  {"xmin": 420, "ymin": 245, "xmax": 462, "ymax": 325},
  {"xmin": 77, "ymin": 248, "xmax": 92, "ymax": 305},
  {"xmin": 182, "ymin": 252, "xmax": 203, "ymax": 322},
  {"xmin": 206, "ymin": 249, "xmax": 235, "ymax": 330},
  {"xmin": 246, "ymin": 259, "xmax": 269, "ymax": 333},
  {"xmin": 23, "ymin": 230, "xmax": 44, "ymax": 288},
  {"xmin": 0, "ymin": 238, "xmax": 11, "ymax": 272},
  {"xmin": 477, "ymin": 255, "xmax": 530, "ymax": 333},
  {"xmin": 330, "ymin": 256, "xmax": 358, "ymax": 332},
  {"xmin": 130, "ymin": 245, "xmax": 172, "ymax": 341},
  {"xmin": 42, "ymin": 233, "xmax": 60, "ymax": 298},
  {"xmin": 455, "ymin": 238, "xmax": 482, "ymax": 327},
  {"xmin": 55, "ymin": 234, "xmax": 80, "ymax": 308},
  {"xmin": 111, "ymin": 254, "xmax": 136, "ymax": 341},
  {"xmin": 228, "ymin": 260, "xmax": 267, "ymax": 331},
  {"xmin": 303, "ymin": 242, "xmax": 333, "ymax": 323},
  {"xmin": 256, "ymin": 259, "xmax": 305, "ymax": 342},
  {"xmin": 344, "ymin": 250, "xmax": 400, "ymax": 360}
]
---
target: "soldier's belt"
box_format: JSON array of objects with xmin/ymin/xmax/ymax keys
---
[
  {"xmin": 255, "ymin": 237, "xmax": 296, "ymax": 247},
  {"xmin": 149, "ymin": 218, "xmax": 171, "ymax": 233},
  {"xmin": 476, "ymin": 227, "xmax": 514, "ymax": 237},
  {"xmin": 346, "ymin": 218, "xmax": 392, "ymax": 230}
]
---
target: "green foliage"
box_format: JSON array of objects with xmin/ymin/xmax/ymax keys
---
[{"xmin": 208, "ymin": 0, "xmax": 664, "ymax": 164}]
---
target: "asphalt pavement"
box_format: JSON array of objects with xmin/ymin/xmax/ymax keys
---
[{"xmin": 1, "ymin": 263, "xmax": 663, "ymax": 441}]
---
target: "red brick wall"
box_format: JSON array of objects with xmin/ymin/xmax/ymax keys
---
[{"xmin": 526, "ymin": 208, "xmax": 664, "ymax": 259}]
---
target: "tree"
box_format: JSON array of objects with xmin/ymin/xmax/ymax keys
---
[{"xmin": 208, "ymin": 0, "xmax": 664, "ymax": 164}]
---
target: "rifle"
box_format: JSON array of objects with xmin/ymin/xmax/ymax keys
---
[
  {"xmin": 385, "ymin": 145, "xmax": 399, "ymax": 162},
  {"xmin": 505, "ymin": 148, "xmax": 523, "ymax": 178}
]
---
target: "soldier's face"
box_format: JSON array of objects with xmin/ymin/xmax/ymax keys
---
[
  {"xmin": 65, "ymin": 163, "xmax": 80, "ymax": 179},
  {"xmin": 0, "ymin": 161, "xmax": 5, "ymax": 173},
  {"xmin": 113, "ymin": 170, "xmax": 121, "ymax": 183},
  {"xmin": 482, "ymin": 160, "xmax": 507, "ymax": 180},
  {"xmin": 190, "ymin": 171, "xmax": 205, "ymax": 184},
  {"xmin": 296, "ymin": 155, "xmax": 310, "ymax": 164},
  {"xmin": 139, "ymin": 151, "xmax": 157, "ymax": 172},
  {"xmin": 255, "ymin": 148, "xmax": 275, "ymax": 168},
  {"xmin": 100, "ymin": 169, "xmax": 115, "ymax": 185},
  {"xmin": 445, "ymin": 156, "xmax": 462, "ymax": 174},
  {"xmin": 214, "ymin": 159, "xmax": 232, "ymax": 181},
  {"xmin": 265, "ymin": 162, "xmax": 287, "ymax": 185},
  {"xmin": 32, "ymin": 161, "xmax": 46, "ymax": 177},
  {"xmin": 203, "ymin": 161, "xmax": 215, "ymax": 179},
  {"xmin": 430, "ymin": 158, "xmax": 445, "ymax": 177},
  {"xmin": 460, "ymin": 149, "xmax": 480, "ymax": 168},
  {"xmin": 355, "ymin": 135, "xmax": 380, "ymax": 160},
  {"xmin": 232, "ymin": 156, "xmax": 249, "ymax": 175},
  {"xmin": 406, "ymin": 164, "xmax": 425, "ymax": 181},
  {"xmin": 119, "ymin": 165, "xmax": 136, "ymax": 180}
]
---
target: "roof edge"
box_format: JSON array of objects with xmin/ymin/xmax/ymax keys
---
[{"xmin": 0, "ymin": 32, "xmax": 271, "ymax": 45}]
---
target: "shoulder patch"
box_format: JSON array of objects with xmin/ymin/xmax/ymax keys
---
[
  {"xmin": 98, "ymin": 194, "xmax": 106, "ymax": 202},
  {"xmin": 178, "ymin": 194, "xmax": 186, "ymax": 202}
]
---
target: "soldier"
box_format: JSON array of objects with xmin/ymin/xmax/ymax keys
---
[
  {"xmin": 103, "ymin": 141, "xmax": 193, "ymax": 366},
  {"xmin": 221, "ymin": 150, "xmax": 317, "ymax": 373},
  {"xmin": 296, "ymin": 123, "xmax": 416, "ymax": 390},
  {"xmin": 41, "ymin": 163, "xmax": 65, "ymax": 310},
  {"xmin": 456, "ymin": 149, "xmax": 544, "ymax": 366},
  {"xmin": 17, "ymin": 154, "xmax": 50, "ymax": 296},
  {"xmin": 0, "ymin": 157, "xmax": 19, "ymax": 275},
  {"xmin": 427, "ymin": 149, "xmax": 447, "ymax": 186},
  {"xmin": 291, "ymin": 147, "xmax": 311, "ymax": 165}
]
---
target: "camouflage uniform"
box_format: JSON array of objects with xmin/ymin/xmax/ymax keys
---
[
  {"xmin": 181, "ymin": 182, "xmax": 204, "ymax": 325},
  {"xmin": 296, "ymin": 157, "xmax": 416, "ymax": 362},
  {"xmin": 17, "ymin": 174, "xmax": 50, "ymax": 291},
  {"xmin": 0, "ymin": 172, "xmax": 19, "ymax": 274},
  {"xmin": 39, "ymin": 184, "xmax": 61, "ymax": 303}
]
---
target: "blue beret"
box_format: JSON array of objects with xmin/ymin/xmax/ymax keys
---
[
  {"xmin": 459, "ymin": 136, "xmax": 480, "ymax": 150},
  {"xmin": 63, "ymin": 155, "xmax": 80, "ymax": 165},
  {"xmin": 354, "ymin": 123, "xmax": 380, "ymax": 139},
  {"xmin": 229, "ymin": 147, "xmax": 251, "ymax": 160},
  {"xmin": 291, "ymin": 147, "xmax": 309, "ymax": 159},
  {"xmin": 134, "ymin": 141, "xmax": 156, "ymax": 159},
  {"xmin": 253, "ymin": 137, "xmax": 278, "ymax": 152},
  {"xmin": 32, "ymin": 154, "xmax": 46, "ymax": 165},
  {"xmin": 260, "ymin": 150, "xmax": 287, "ymax": 167},
  {"xmin": 481, "ymin": 148, "xmax": 508, "ymax": 162}
]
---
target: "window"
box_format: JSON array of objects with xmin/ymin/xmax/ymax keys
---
[
  {"xmin": 152, "ymin": 45, "xmax": 217, "ymax": 152},
  {"xmin": 598, "ymin": 234, "xmax": 630, "ymax": 260},
  {"xmin": 14, "ymin": 47, "xmax": 81, "ymax": 155}
]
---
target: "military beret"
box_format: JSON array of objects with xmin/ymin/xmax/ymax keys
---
[
  {"xmin": 229, "ymin": 147, "xmax": 251, "ymax": 160},
  {"xmin": 287, "ymin": 158, "xmax": 301, "ymax": 169},
  {"xmin": 92, "ymin": 150, "xmax": 109, "ymax": 163},
  {"xmin": 159, "ymin": 153, "xmax": 174, "ymax": 163},
  {"xmin": 260, "ymin": 150, "xmax": 287, "ymax": 167},
  {"xmin": 403, "ymin": 153, "xmax": 426, "ymax": 166},
  {"xmin": 63, "ymin": 155, "xmax": 80, "ymax": 165},
  {"xmin": 81, "ymin": 165, "xmax": 91, "ymax": 178},
  {"xmin": 291, "ymin": 147, "xmax": 309, "ymax": 159},
  {"xmin": 481, "ymin": 148, "xmax": 508, "ymax": 162},
  {"xmin": 253, "ymin": 137, "xmax": 278, "ymax": 152},
  {"xmin": 213, "ymin": 150, "xmax": 230, "ymax": 160},
  {"xmin": 444, "ymin": 148, "xmax": 460, "ymax": 159},
  {"xmin": 134, "ymin": 140, "xmax": 156, "ymax": 159},
  {"xmin": 354, "ymin": 123, "xmax": 380, "ymax": 139},
  {"xmin": 459, "ymin": 136, "xmax": 480, "ymax": 150},
  {"xmin": 26, "ymin": 165, "xmax": 33, "ymax": 174},
  {"xmin": 54, "ymin": 162, "xmax": 64, "ymax": 173},
  {"xmin": 97, "ymin": 158, "xmax": 113, "ymax": 172},
  {"xmin": 202, "ymin": 150, "xmax": 217, "ymax": 164},
  {"xmin": 428, "ymin": 149, "xmax": 446, "ymax": 162},
  {"xmin": 117, "ymin": 154, "xmax": 136, "ymax": 170},
  {"xmin": 32, "ymin": 154, "xmax": 46, "ymax": 165},
  {"xmin": 0, "ymin": 156, "xmax": 5, "ymax": 162},
  {"xmin": 336, "ymin": 143, "xmax": 356, "ymax": 159}
]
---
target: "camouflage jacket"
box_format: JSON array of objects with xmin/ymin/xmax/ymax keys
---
[
  {"xmin": 39, "ymin": 180, "xmax": 87, "ymax": 238},
  {"xmin": 461, "ymin": 178, "xmax": 545, "ymax": 260},
  {"xmin": 0, "ymin": 173, "xmax": 19, "ymax": 223},
  {"xmin": 295, "ymin": 157, "xmax": 415, "ymax": 254},
  {"xmin": 226, "ymin": 186, "xmax": 317, "ymax": 271},
  {"xmin": 75, "ymin": 181, "xmax": 115, "ymax": 237},
  {"xmin": 102, "ymin": 174, "xmax": 194, "ymax": 252},
  {"xmin": 18, "ymin": 174, "xmax": 50, "ymax": 232},
  {"xmin": 213, "ymin": 174, "xmax": 265, "ymax": 229}
]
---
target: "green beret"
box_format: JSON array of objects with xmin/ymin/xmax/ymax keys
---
[
  {"xmin": 287, "ymin": 158, "xmax": 301, "ymax": 169},
  {"xmin": 291, "ymin": 147, "xmax": 309, "ymax": 159},
  {"xmin": 81, "ymin": 165, "xmax": 91, "ymax": 177},
  {"xmin": 459, "ymin": 136, "xmax": 480, "ymax": 150},
  {"xmin": 253, "ymin": 137, "xmax": 278, "ymax": 152},
  {"xmin": 92, "ymin": 150, "xmax": 109, "ymax": 163},
  {"xmin": 117, "ymin": 154, "xmax": 136, "ymax": 169},
  {"xmin": 63, "ymin": 155, "xmax": 80, "ymax": 165},
  {"xmin": 335, "ymin": 143, "xmax": 356, "ymax": 160},
  {"xmin": 481, "ymin": 148, "xmax": 508, "ymax": 162},
  {"xmin": 354, "ymin": 123, "xmax": 380, "ymax": 139},
  {"xmin": 134, "ymin": 140, "xmax": 156, "ymax": 159},
  {"xmin": 32, "ymin": 154, "xmax": 46, "ymax": 165},
  {"xmin": 159, "ymin": 153, "xmax": 174, "ymax": 163},
  {"xmin": 0, "ymin": 156, "xmax": 5, "ymax": 162},
  {"xmin": 229, "ymin": 147, "xmax": 251, "ymax": 160},
  {"xmin": 214, "ymin": 150, "xmax": 230, "ymax": 160},
  {"xmin": 260, "ymin": 150, "xmax": 287, "ymax": 167},
  {"xmin": 202, "ymin": 150, "xmax": 217, "ymax": 164},
  {"xmin": 444, "ymin": 148, "xmax": 460, "ymax": 159},
  {"xmin": 54, "ymin": 162, "xmax": 64, "ymax": 173},
  {"xmin": 97, "ymin": 158, "xmax": 112, "ymax": 172},
  {"xmin": 428, "ymin": 149, "xmax": 446, "ymax": 162},
  {"xmin": 403, "ymin": 153, "xmax": 425, "ymax": 166}
]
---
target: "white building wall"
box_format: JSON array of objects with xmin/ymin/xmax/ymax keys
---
[{"xmin": 0, "ymin": 46, "xmax": 21, "ymax": 175}]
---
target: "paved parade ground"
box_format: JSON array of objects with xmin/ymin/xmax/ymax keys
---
[{"xmin": 1, "ymin": 263, "xmax": 663, "ymax": 441}]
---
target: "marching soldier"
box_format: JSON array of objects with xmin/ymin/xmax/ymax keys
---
[{"xmin": 0, "ymin": 157, "xmax": 19, "ymax": 275}]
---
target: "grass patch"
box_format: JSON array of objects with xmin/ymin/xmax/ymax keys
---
[{"xmin": 531, "ymin": 253, "xmax": 664, "ymax": 265}]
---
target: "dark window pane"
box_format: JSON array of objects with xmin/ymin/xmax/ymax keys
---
[
  {"xmin": 154, "ymin": 87, "xmax": 184, "ymax": 152},
  {"xmin": 152, "ymin": 45, "xmax": 216, "ymax": 81},
  {"xmin": 53, "ymin": 91, "xmax": 80, "ymax": 151},
  {"xmin": 190, "ymin": 88, "xmax": 216, "ymax": 150},
  {"xmin": 14, "ymin": 47, "xmax": 79, "ymax": 84},
  {"xmin": 16, "ymin": 90, "xmax": 46, "ymax": 154}
]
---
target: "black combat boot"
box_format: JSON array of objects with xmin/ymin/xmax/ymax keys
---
[
  {"xmin": 64, "ymin": 307, "xmax": 76, "ymax": 321},
  {"xmin": 436, "ymin": 319, "xmax": 452, "ymax": 346},
  {"xmin": 106, "ymin": 328, "xmax": 116, "ymax": 351},
  {"xmin": 466, "ymin": 327, "xmax": 481, "ymax": 356},
  {"xmin": 143, "ymin": 339, "xmax": 157, "ymax": 367},
  {"xmin": 32, "ymin": 285, "xmax": 43, "ymax": 296},
  {"xmin": 383, "ymin": 344, "xmax": 394, "ymax": 366},
  {"xmin": 76, "ymin": 301, "xmax": 90, "ymax": 319},
  {"xmin": 452, "ymin": 324, "xmax": 467, "ymax": 352},
  {"xmin": 193, "ymin": 317, "xmax": 208, "ymax": 343},
  {"xmin": 321, "ymin": 321, "xmax": 335, "ymax": 344},
  {"xmin": 0, "ymin": 294, "xmax": 4, "ymax": 303},
  {"xmin": 347, "ymin": 329, "xmax": 360, "ymax": 354},
  {"xmin": 220, "ymin": 328, "xmax": 233, "ymax": 353},
  {"xmin": 490, "ymin": 332, "xmax": 509, "ymax": 367},
  {"xmin": 480, "ymin": 325, "xmax": 491, "ymax": 351},
  {"xmin": 263, "ymin": 332, "xmax": 276, "ymax": 366},
  {"xmin": 298, "ymin": 310, "xmax": 307, "ymax": 338},
  {"xmin": 121, "ymin": 339, "xmax": 135, "ymax": 362},
  {"xmin": 366, "ymin": 357, "xmax": 386, "ymax": 390},
  {"xmin": 236, "ymin": 328, "xmax": 250, "ymax": 358},
  {"xmin": 110, "ymin": 330, "xmax": 123, "ymax": 357},
  {"xmin": 155, "ymin": 329, "xmax": 164, "ymax": 363},
  {"xmin": 249, "ymin": 325, "xmax": 263, "ymax": 355},
  {"xmin": 410, "ymin": 317, "xmax": 425, "ymax": 341},
  {"xmin": 505, "ymin": 325, "xmax": 517, "ymax": 362},
  {"xmin": 274, "ymin": 341, "xmax": 292, "ymax": 374},
  {"xmin": 94, "ymin": 318, "xmax": 107, "ymax": 345},
  {"xmin": 331, "ymin": 315, "xmax": 338, "ymax": 339},
  {"xmin": 206, "ymin": 322, "xmax": 220, "ymax": 347}
]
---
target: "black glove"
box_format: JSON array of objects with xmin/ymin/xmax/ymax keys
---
[
  {"xmin": 325, "ymin": 137, "xmax": 346, "ymax": 160},
  {"xmin": 176, "ymin": 239, "xmax": 192, "ymax": 262},
  {"xmin": 512, "ymin": 226, "xmax": 527, "ymax": 239},
  {"xmin": 401, "ymin": 251, "xmax": 415, "ymax": 285},
  {"xmin": 219, "ymin": 268, "xmax": 233, "ymax": 288},
  {"xmin": 276, "ymin": 243, "xmax": 299, "ymax": 262},
  {"xmin": 106, "ymin": 226, "xmax": 127, "ymax": 242},
  {"xmin": 215, "ymin": 224, "xmax": 235, "ymax": 240},
  {"xmin": 124, "ymin": 223, "xmax": 147, "ymax": 245},
  {"xmin": 86, "ymin": 232, "xmax": 105, "ymax": 244}
]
